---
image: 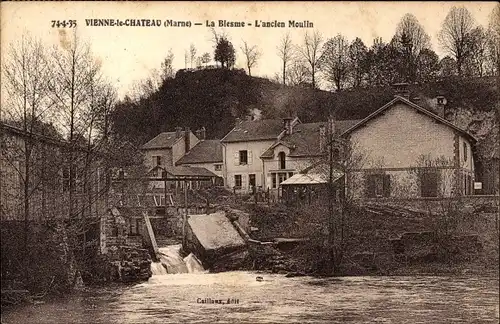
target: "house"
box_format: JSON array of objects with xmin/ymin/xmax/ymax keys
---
[
  {"xmin": 141, "ymin": 127, "xmax": 200, "ymax": 175},
  {"xmin": 176, "ymin": 134, "xmax": 224, "ymax": 184},
  {"xmin": 261, "ymin": 119, "xmax": 360, "ymax": 194},
  {"xmin": 340, "ymin": 88, "xmax": 477, "ymax": 199},
  {"xmin": 220, "ymin": 117, "xmax": 300, "ymax": 193},
  {"xmin": 1, "ymin": 122, "xmax": 110, "ymax": 221}
]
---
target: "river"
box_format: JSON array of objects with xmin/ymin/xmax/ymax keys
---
[{"xmin": 1, "ymin": 272, "xmax": 498, "ymax": 324}]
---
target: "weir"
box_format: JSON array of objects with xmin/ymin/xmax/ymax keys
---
[{"xmin": 150, "ymin": 244, "xmax": 205, "ymax": 275}]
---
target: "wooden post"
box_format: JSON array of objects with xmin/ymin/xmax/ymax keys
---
[
  {"xmin": 182, "ymin": 181, "xmax": 188, "ymax": 247},
  {"xmin": 143, "ymin": 210, "xmax": 159, "ymax": 261}
]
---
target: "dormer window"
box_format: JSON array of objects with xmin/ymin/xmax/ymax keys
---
[{"xmin": 278, "ymin": 152, "xmax": 286, "ymax": 169}]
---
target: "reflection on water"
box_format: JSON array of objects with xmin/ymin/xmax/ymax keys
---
[{"xmin": 2, "ymin": 273, "xmax": 498, "ymax": 324}]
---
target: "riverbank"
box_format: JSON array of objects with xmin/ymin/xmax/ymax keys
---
[{"xmin": 235, "ymin": 200, "xmax": 499, "ymax": 278}]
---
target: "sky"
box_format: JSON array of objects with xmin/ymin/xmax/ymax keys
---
[{"xmin": 1, "ymin": 1, "xmax": 497, "ymax": 98}]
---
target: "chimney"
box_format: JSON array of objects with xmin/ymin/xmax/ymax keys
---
[
  {"xmin": 319, "ymin": 124, "xmax": 326, "ymax": 152},
  {"xmin": 200, "ymin": 126, "xmax": 206, "ymax": 140},
  {"xmin": 327, "ymin": 115, "xmax": 336, "ymax": 137},
  {"xmin": 393, "ymin": 82, "xmax": 410, "ymax": 99},
  {"xmin": 283, "ymin": 117, "xmax": 293, "ymax": 135},
  {"xmin": 184, "ymin": 127, "xmax": 190, "ymax": 152},
  {"xmin": 435, "ymin": 95, "xmax": 446, "ymax": 118},
  {"xmin": 175, "ymin": 127, "xmax": 183, "ymax": 139}
]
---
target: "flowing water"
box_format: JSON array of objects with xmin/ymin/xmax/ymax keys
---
[
  {"xmin": 151, "ymin": 245, "xmax": 206, "ymax": 275},
  {"xmin": 2, "ymin": 246, "xmax": 498, "ymax": 323},
  {"xmin": 2, "ymin": 273, "xmax": 498, "ymax": 324}
]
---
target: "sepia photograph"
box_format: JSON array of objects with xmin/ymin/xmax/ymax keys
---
[{"xmin": 1, "ymin": 1, "xmax": 499, "ymax": 323}]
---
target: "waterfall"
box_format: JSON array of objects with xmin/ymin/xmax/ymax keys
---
[{"xmin": 150, "ymin": 244, "xmax": 205, "ymax": 275}]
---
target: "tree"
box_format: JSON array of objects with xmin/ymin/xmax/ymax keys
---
[
  {"xmin": 416, "ymin": 48, "xmax": 440, "ymax": 82},
  {"xmin": 297, "ymin": 30, "xmax": 323, "ymax": 89},
  {"xmin": 277, "ymin": 32, "xmax": 294, "ymax": 85},
  {"xmin": 2, "ymin": 32, "xmax": 53, "ymax": 283},
  {"xmin": 184, "ymin": 50, "xmax": 188, "ymax": 69},
  {"xmin": 240, "ymin": 41, "xmax": 261, "ymax": 76},
  {"xmin": 201, "ymin": 52, "xmax": 211, "ymax": 67},
  {"xmin": 465, "ymin": 26, "xmax": 489, "ymax": 77},
  {"xmin": 286, "ymin": 59, "xmax": 310, "ymax": 86},
  {"xmin": 487, "ymin": 4, "xmax": 500, "ymax": 76},
  {"xmin": 439, "ymin": 56, "xmax": 458, "ymax": 77},
  {"xmin": 160, "ymin": 49, "xmax": 175, "ymax": 80},
  {"xmin": 438, "ymin": 6, "xmax": 476, "ymax": 76},
  {"xmin": 348, "ymin": 38, "xmax": 368, "ymax": 88},
  {"xmin": 319, "ymin": 34, "xmax": 351, "ymax": 91},
  {"xmin": 189, "ymin": 44, "xmax": 197, "ymax": 69},
  {"xmin": 393, "ymin": 13, "xmax": 431, "ymax": 82},
  {"xmin": 214, "ymin": 36, "xmax": 236, "ymax": 69}
]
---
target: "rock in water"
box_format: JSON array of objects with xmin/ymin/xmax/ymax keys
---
[{"xmin": 183, "ymin": 253, "xmax": 206, "ymax": 273}]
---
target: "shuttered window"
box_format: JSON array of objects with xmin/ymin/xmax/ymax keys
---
[
  {"xmin": 366, "ymin": 174, "xmax": 391, "ymax": 198},
  {"xmin": 420, "ymin": 172, "xmax": 439, "ymax": 197}
]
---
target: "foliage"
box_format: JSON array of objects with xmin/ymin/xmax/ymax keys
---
[{"xmin": 214, "ymin": 37, "xmax": 236, "ymax": 68}]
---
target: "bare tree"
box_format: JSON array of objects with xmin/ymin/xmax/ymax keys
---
[
  {"xmin": 319, "ymin": 34, "xmax": 351, "ymax": 91},
  {"xmin": 487, "ymin": 3, "xmax": 500, "ymax": 77},
  {"xmin": 297, "ymin": 30, "xmax": 323, "ymax": 89},
  {"xmin": 48, "ymin": 30, "xmax": 104, "ymax": 221},
  {"xmin": 277, "ymin": 32, "xmax": 294, "ymax": 85},
  {"xmin": 348, "ymin": 38, "xmax": 368, "ymax": 88},
  {"xmin": 393, "ymin": 13, "xmax": 431, "ymax": 82},
  {"xmin": 466, "ymin": 26, "xmax": 489, "ymax": 77},
  {"xmin": 240, "ymin": 41, "xmax": 261, "ymax": 76},
  {"xmin": 1, "ymin": 32, "xmax": 53, "ymax": 282},
  {"xmin": 160, "ymin": 49, "xmax": 175, "ymax": 80},
  {"xmin": 438, "ymin": 6, "xmax": 476, "ymax": 76},
  {"xmin": 189, "ymin": 44, "xmax": 197, "ymax": 69},
  {"xmin": 286, "ymin": 59, "xmax": 310, "ymax": 86}
]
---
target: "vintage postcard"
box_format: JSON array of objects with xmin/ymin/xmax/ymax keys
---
[{"xmin": 1, "ymin": 1, "xmax": 499, "ymax": 323}]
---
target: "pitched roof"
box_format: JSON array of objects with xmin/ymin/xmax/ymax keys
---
[
  {"xmin": 221, "ymin": 119, "xmax": 285, "ymax": 143},
  {"xmin": 341, "ymin": 96, "xmax": 477, "ymax": 142},
  {"xmin": 176, "ymin": 140, "xmax": 223, "ymax": 164},
  {"xmin": 148, "ymin": 165, "xmax": 218, "ymax": 178},
  {"xmin": 261, "ymin": 120, "xmax": 361, "ymax": 158},
  {"xmin": 141, "ymin": 131, "xmax": 185, "ymax": 150}
]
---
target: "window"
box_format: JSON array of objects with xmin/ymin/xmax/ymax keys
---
[
  {"xmin": 271, "ymin": 172, "xmax": 290, "ymax": 189},
  {"xmin": 278, "ymin": 152, "xmax": 286, "ymax": 169},
  {"xmin": 239, "ymin": 150, "xmax": 248, "ymax": 165},
  {"xmin": 366, "ymin": 174, "xmax": 391, "ymax": 198},
  {"xmin": 420, "ymin": 172, "xmax": 439, "ymax": 197},
  {"xmin": 249, "ymin": 174, "xmax": 256, "ymax": 187},
  {"xmin": 234, "ymin": 175, "xmax": 242, "ymax": 188},
  {"xmin": 214, "ymin": 164, "xmax": 222, "ymax": 171},
  {"xmin": 463, "ymin": 142, "xmax": 468, "ymax": 162},
  {"xmin": 464, "ymin": 174, "xmax": 472, "ymax": 195},
  {"xmin": 153, "ymin": 155, "xmax": 162, "ymax": 166}
]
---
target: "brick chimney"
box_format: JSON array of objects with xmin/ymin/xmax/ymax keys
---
[
  {"xmin": 175, "ymin": 127, "xmax": 183, "ymax": 139},
  {"xmin": 200, "ymin": 126, "xmax": 206, "ymax": 140},
  {"xmin": 393, "ymin": 82, "xmax": 410, "ymax": 99},
  {"xmin": 435, "ymin": 96, "xmax": 446, "ymax": 118},
  {"xmin": 184, "ymin": 127, "xmax": 190, "ymax": 152},
  {"xmin": 283, "ymin": 117, "xmax": 293, "ymax": 135}
]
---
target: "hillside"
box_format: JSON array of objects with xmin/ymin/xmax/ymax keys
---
[{"xmin": 111, "ymin": 68, "xmax": 498, "ymax": 147}]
